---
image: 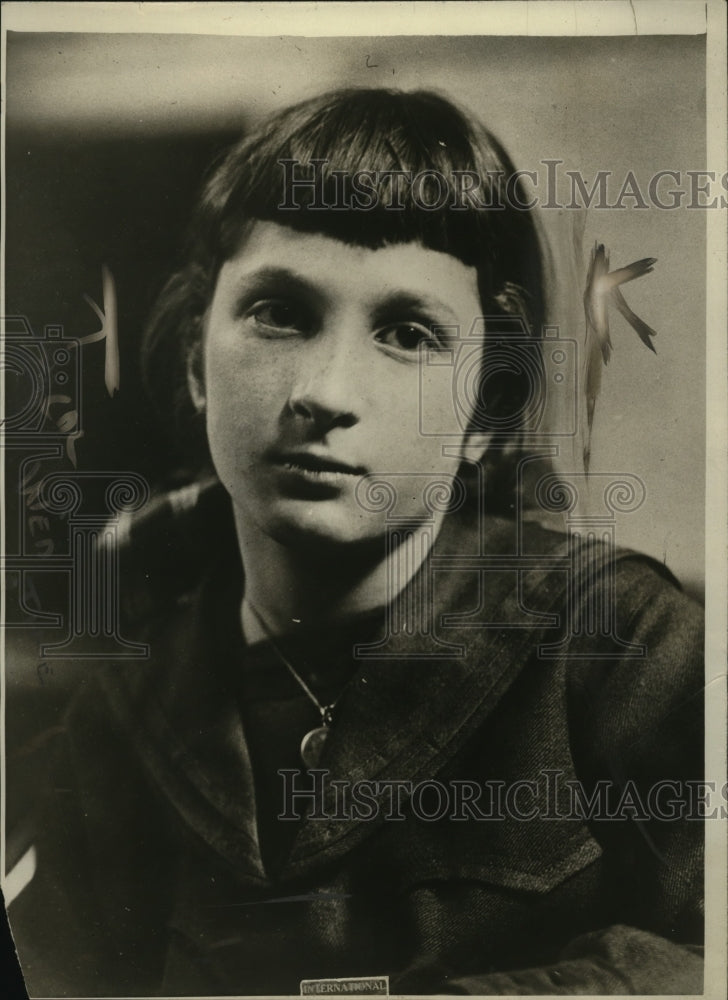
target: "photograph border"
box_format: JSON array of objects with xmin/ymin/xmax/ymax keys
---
[{"xmin": 1, "ymin": 3, "xmax": 726, "ymax": 998}]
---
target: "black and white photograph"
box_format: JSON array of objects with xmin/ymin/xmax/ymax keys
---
[{"xmin": 2, "ymin": 2, "xmax": 726, "ymax": 997}]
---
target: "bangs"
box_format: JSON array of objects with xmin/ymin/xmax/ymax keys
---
[{"xmin": 198, "ymin": 89, "xmax": 526, "ymax": 277}]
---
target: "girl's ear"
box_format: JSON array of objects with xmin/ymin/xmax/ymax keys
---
[{"xmin": 186, "ymin": 340, "xmax": 206, "ymax": 413}]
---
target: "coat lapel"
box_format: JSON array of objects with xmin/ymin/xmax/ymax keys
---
[
  {"xmin": 100, "ymin": 564, "xmax": 269, "ymax": 885},
  {"xmin": 283, "ymin": 510, "xmax": 572, "ymax": 877}
]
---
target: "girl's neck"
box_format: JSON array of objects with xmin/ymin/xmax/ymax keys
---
[{"xmin": 235, "ymin": 514, "xmax": 442, "ymax": 642}]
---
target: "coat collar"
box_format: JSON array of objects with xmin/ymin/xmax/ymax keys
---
[{"xmin": 101, "ymin": 487, "xmax": 572, "ymax": 882}]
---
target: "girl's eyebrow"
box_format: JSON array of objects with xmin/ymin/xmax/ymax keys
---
[
  {"xmin": 372, "ymin": 291, "xmax": 461, "ymax": 325},
  {"xmin": 228, "ymin": 265, "xmax": 464, "ymax": 325},
  {"xmin": 228, "ymin": 266, "xmax": 321, "ymax": 301}
]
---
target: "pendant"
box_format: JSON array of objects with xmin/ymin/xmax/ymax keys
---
[{"xmin": 300, "ymin": 726, "xmax": 330, "ymax": 769}]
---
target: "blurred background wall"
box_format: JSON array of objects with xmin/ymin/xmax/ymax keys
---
[{"xmin": 5, "ymin": 31, "xmax": 706, "ymax": 595}]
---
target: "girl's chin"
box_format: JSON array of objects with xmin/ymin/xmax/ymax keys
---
[{"xmin": 263, "ymin": 508, "xmax": 389, "ymax": 553}]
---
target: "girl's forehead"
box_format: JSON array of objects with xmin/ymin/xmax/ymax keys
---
[{"xmin": 218, "ymin": 221, "xmax": 481, "ymax": 312}]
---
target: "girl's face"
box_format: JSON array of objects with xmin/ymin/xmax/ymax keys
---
[{"xmin": 199, "ymin": 221, "xmax": 484, "ymax": 549}]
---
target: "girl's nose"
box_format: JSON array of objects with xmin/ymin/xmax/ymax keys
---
[{"xmin": 287, "ymin": 328, "xmax": 363, "ymax": 431}]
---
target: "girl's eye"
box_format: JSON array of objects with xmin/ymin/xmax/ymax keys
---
[
  {"xmin": 377, "ymin": 322, "xmax": 436, "ymax": 353},
  {"xmin": 249, "ymin": 300, "xmax": 311, "ymax": 334}
]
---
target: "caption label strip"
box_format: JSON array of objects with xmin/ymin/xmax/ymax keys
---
[{"xmin": 300, "ymin": 976, "xmax": 389, "ymax": 995}]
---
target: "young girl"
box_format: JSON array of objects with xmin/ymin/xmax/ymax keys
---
[{"xmin": 8, "ymin": 88, "xmax": 703, "ymax": 996}]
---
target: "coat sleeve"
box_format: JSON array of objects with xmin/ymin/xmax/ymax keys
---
[
  {"xmin": 7, "ymin": 717, "xmax": 121, "ymax": 997},
  {"xmin": 446, "ymin": 556, "xmax": 706, "ymax": 995},
  {"xmin": 6, "ymin": 678, "xmax": 176, "ymax": 998}
]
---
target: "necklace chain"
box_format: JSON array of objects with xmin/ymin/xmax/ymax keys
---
[{"xmin": 245, "ymin": 600, "xmax": 335, "ymax": 724}]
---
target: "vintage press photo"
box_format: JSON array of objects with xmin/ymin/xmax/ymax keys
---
[{"xmin": 1, "ymin": 2, "xmax": 726, "ymax": 997}]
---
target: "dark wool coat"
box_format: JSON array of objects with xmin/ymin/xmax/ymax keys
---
[{"xmin": 8, "ymin": 483, "xmax": 704, "ymax": 996}]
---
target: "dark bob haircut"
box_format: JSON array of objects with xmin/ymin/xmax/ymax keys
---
[{"xmin": 143, "ymin": 88, "xmax": 548, "ymax": 509}]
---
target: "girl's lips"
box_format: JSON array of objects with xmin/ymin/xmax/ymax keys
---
[
  {"xmin": 270, "ymin": 450, "xmax": 367, "ymax": 476},
  {"xmin": 268, "ymin": 450, "xmax": 367, "ymax": 490}
]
